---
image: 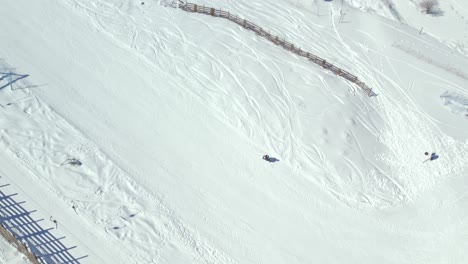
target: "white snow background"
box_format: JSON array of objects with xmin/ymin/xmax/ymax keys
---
[{"xmin": 0, "ymin": 0, "xmax": 467, "ymax": 263}]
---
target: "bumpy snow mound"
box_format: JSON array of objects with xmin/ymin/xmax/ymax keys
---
[{"xmin": 378, "ymin": 96, "xmax": 468, "ymax": 203}]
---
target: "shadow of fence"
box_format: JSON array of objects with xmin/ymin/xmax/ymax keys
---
[
  {"xmin": 164, "ymin": 1, "xmax": 375, "ymax": 97},
  {"xmin": 0, "ymin": 188, "xmax": 87, "ymax": 263},
  {"xmin": 0, "ymin": 72, "xmax": 29, "ymax": 91}
]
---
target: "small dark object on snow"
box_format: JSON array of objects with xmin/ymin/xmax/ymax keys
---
[
  {"xmin": 61, "ymin": 158, "xmax": 82, "ymax": 166},
  {"xmin": 423, "ymin": 152, "xmax": 439, "ymax": 163},
  {"xmin": 262, "ymin": 154, "xmax": 279, "ymax": 163},
  {"xmin": 50, "ymin": 216, "xmax": 58, "ymax": 229},
  {"xmin": 141, "ymin": 1, "xmax": 144, "ymax": 4}
]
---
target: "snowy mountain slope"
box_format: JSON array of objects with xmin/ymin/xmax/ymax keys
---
[
  {"xmin": 70, "ymin": 0, "xmax": 468, "ymax": 205},
  {"xmin": 0, "ymin": 0, "xmax": 467, "ymax": 263},
  {"xmin": 345, "ymin": 0, "xmax": 468, "ymax": 55}
]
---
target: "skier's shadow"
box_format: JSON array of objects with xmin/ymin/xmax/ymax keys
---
[{"xmin": 265, "ymin": 157, "xmax": 280, "ymax": 163}]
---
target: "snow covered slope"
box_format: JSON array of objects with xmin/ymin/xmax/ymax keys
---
[
  {"xmin": 0, "ymin": 0, "xmax": 467, "ymax": 263},
  {"xmin": 345, "ymin": 0, "xmax": 468, "ymax": 55},
  {"xmin": 0, "ymin": 237, "xmax": 29, "ymax": 264}
]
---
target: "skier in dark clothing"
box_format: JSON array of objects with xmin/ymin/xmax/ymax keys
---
[{"xmin": 423, "ymin": 152, "xmax": 439, "ymax": 162}]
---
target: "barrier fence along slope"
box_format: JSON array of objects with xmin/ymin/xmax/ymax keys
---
[
  {"xmin": 0, "ymin": 223, "xmax": 40, "ymax": 264},
  {"xmin": 0, "ymin": 188, "xmax": 85, "ymax": 264},
  {"xmin": 169, "ymin": 1, "xmax": 375, "ymax": 96}
]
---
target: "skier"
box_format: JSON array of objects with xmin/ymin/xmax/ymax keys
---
[
  {"xmin": 262, "ymin": 154, "xmax": 270, "ymax": 161},
  {"xmin": 50, "ymin": 216, "xmax": 58, "ymax": 229},
  {"xmin": 423, "ymin": 152, "xmax": 438, "ymax": 162}
]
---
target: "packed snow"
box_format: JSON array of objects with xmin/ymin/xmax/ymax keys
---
[{"xmin": 0, "ymin": 0, "xmax": 467, "ymax": 263}]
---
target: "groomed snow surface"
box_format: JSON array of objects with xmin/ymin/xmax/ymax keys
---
[{"xmin": 0, "ymin": 0, "xmax": 467, "ymax": 263}]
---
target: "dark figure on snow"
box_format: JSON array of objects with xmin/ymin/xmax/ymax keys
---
[
  {"xmin": 50, "ymin": 216, "xmax": 58, "ymax": 229},
  {"xmin": 262, "ymin": 155, "xmax": 270, "ymax": 161},
  {"xmin": 423, "ymin": 152, "xmax": 439, "ymax": 162}
]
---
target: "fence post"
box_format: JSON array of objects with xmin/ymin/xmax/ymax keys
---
[
  {"xmin": 210, "ymin": 8, "xmax": 214, "ymax": 16},
  {"xmin": 194, "ymin": 4, "xmax": 197, "ymax": 12},
  {"xmin": 243, "ymin": 19, "xmax": 247, "ymax": 28}
]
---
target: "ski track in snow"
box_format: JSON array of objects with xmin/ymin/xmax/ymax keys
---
[
  {"xmin": 0, "ymin": 71, "xmax": 235, "ymax": 263},
  {"xmin": 60, "ymin": 0, "xmax": 468, "ymax": 208},
  {"xmin": 1, "ymin": 0, "xmax": 468, "ymax": 263}
]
